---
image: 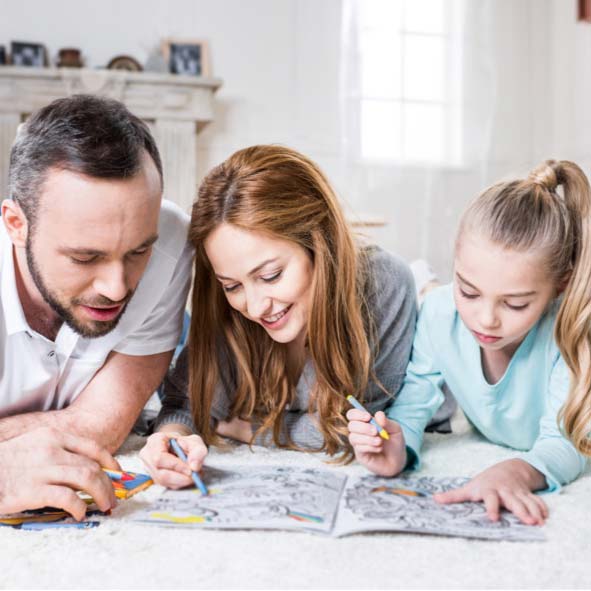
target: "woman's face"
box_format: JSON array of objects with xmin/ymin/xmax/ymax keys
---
[{"xmin": 205, "ymin": 223, "xmax": 314, "ymax": 345}]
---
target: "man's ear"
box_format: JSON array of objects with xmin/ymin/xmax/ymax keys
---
[{"xmin": 1, "ymin": 199, "xmax": 29, "ymax": 247}]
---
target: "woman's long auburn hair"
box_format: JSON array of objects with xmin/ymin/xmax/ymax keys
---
[
  {"xmin": 188, "ymin": 145, "xmax": 375, "ymax": 461},
  {"xmin": 457, "ymin": 160, "xmax": 591, "ymax": 455}
]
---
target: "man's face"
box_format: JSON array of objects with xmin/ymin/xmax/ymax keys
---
[{"xmin": 26, "ymin": 154, "xmax": 162, "ymax": 338}]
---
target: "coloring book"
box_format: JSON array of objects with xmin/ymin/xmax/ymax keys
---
[{"xmin": 133, "ymin": 465, "xmax": 544, "ymax": 541}]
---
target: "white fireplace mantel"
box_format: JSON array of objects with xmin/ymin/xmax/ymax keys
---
[{"xmin": 0, "ymin": 66, "xmax": 222, "ymax": 212}]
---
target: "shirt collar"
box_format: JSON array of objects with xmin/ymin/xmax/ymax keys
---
[{"xmin": 1, "ymin": 221, "xmax": 33, "ymax": 336}]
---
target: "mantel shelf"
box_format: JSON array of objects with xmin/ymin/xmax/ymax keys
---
[{"xmin": 0, "ymin": 65, "xmax": 223, "ymax": 211}]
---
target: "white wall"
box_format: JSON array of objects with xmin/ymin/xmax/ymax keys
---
[{"xmin": 1, "ymin": 0, "xmax": 591, "ymax": 279}]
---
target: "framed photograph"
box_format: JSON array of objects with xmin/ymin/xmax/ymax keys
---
[
  {"xmin": 10, "ymin": 41, "xmax": 47, "ymax": 67},
  {"xmin": 162, "ymin": 39, "xmax": 209, "ymax": 76},
  {"xmin": 579, "ymin": 0, "xmax": 591, "ymax": 21}
]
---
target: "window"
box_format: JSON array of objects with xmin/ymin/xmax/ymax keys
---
[{"xmin": 354, "ymin": 0, "xmax": 464, "ymax": 166}]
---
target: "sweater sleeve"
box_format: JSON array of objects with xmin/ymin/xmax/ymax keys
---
[
  {"xmin": 518, "ymin": 356, "xmax": 587, "ymax": 492},
  {"xmin": 255, "ymin": 248, "xmax": 418, "ymax": 450},
  {"xmin": 386, "ymin": 292, "xmax": 447, "ymax": 468},
  {"xmin": 153, "ymin": 345, "xmax": 233, "ymax": 434},
  {"xmin": 362, "ymin": 249, "xmax": 417, "ymax": 413}
]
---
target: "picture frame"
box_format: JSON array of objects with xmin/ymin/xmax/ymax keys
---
[
  {"xmin": 162, "ymin": 39, "xmax": 209, "ymax": 77},
  {"xmin": 579, "ymin": 0, "xmax": 591, "ymax": 22},
  {"xmin": 10, "ymin": 41, "xmax": 47, "ymax": 67}
]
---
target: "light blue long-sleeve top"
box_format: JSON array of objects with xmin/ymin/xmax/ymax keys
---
[{"xmin": 387, "ymin": 283, "xmax": 587, "ymax": 492}]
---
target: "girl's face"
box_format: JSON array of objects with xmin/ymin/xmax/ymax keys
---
[
  {"xmin": 453, "ymin": 233, "xmax": 558, "ymax": 355},
  {"xmin": 205, "ymin": 223, "xmax": 313, "ymax": 345}
]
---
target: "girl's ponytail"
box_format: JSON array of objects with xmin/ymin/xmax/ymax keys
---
[{"xmin": 551, "ymin": 161, "xmax": 591, "ymax": 455}]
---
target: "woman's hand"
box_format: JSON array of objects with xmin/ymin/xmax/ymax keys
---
[
  {"xmin": 346, "ymin": 409, "xmax": 407, "ymax": 476},
  {"xmin": 433, "ymin": 459, "xmax": 549, "ymax": 525},
  {"xmin": 216, "ymin": 417, "xmax": 253, "ymax": 443},
  {"xmin": 139, "ymin": 429, "xmax": 208, "ymax": 489}
]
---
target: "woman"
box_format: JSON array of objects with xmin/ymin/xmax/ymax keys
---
[{"xmin": 140, "ymin": 145, "xmax": 417, "ymax": 487}]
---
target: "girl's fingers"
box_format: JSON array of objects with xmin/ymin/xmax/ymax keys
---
[
  {"xmin": 482, "ymin": 491, "xmax": 501, "ymax": 522},
  {"xmin": 348, "ymin": 420, "xmax": 380, "ymax": 437},
  {"xmin": 534, "ymin": 495, "xmax": 549, "ymax": 519},
  {"xmin": 354, "ymin": 444, "xmax": 385, "ymax": 455},
  {"xmin": 515, "ymin": 492, "xmax": 545, "ymax": 525},
  {"xmin": 348, "ymin": 433, "xmax": 383, "ymax": 448},
  {"xmin": 346, "ymin": 409, "xmax": 371, "ymax": 423},
  {"xmin": 500, "ymin": 491, "xmax": 533, "ymax": 525},
  {"xmin": 433, "ymin": 486, "xmax": 470, "ymax": 504}
]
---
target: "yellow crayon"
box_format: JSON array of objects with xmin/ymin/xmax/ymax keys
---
[{"xmin": 346, "ymin": 395, "xmax": 390, "ymax": 440}]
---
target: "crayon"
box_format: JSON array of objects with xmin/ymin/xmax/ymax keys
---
[
  {"xmin": 21, "ymin": 521, "xmax": 100, "ymax": 531},
  {"xmin": 169, "ymin": 438, "xmax": 209, "ymax": 496},
  {"xmin": 346, "ymin": 395, "xmax": 390, "ymax": 440}
]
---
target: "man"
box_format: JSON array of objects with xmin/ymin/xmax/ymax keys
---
[{"xmin": 0, "ymin": 94, "xmax": 192, "ymax": 457}]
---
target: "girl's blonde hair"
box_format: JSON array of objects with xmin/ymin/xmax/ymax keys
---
[
  {"xmin": 457, "ymin": 160, "xmax": 591, "ymax": 455},
  {"xmin": 188, "ymin": 145, "xmax": 375, "ymax": 461}
]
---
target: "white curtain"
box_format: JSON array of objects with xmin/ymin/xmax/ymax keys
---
[{"xmin": 337, "ymin": 0, "xmax": 559, "ymax": 279}]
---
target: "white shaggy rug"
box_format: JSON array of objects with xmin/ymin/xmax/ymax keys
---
[{"xmin": 1, "ymin": 410, "xmax": 589, "ymax": 590}]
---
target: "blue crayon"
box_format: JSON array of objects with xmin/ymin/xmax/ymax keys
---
[
  {"xmin": 169, "ymin": 438, "xmax": 209, "ymax": 496},
  {"xmin": 22, "ymin": 521, "xmax": 100, "ymax": 531}
]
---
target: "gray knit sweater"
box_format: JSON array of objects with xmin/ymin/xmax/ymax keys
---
[{"xmin": 154, "ymin": 247, "xmax": 417, "ymax": 449}]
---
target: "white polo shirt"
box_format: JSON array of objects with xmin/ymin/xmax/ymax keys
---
[{"xmin": 0, "ymin": 199, "xmax": 193, "ymax": 417}]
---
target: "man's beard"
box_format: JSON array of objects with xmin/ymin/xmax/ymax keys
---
[{"xmin": 25, "ymin": 236, "xmax": 132, "ymax": 338}]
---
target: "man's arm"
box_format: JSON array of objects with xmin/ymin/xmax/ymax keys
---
[{"xmin": 0, "ymin": 350, "xmax": 173, "ymax": 452}]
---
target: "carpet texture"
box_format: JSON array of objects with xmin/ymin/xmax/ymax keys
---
[{"xmin": 1, "ymin": 411, "xmax": 589, "ymax": 590}]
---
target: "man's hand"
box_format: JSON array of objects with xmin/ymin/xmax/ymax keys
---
[
  {"xmin": 347, "ymin": 409, "xmax": 407, "ymax": 476},
  {"xmin": 0, "ymin": 427, "xmax": 119, "ymax": 520},
  {"xmin": 434, "ymin": 459, "xmax": 549, "ymax": 525},
  {"xmin": 216, "ymin": 417, "xmax": 253, "ymax": 443},
  {"xmin": 140, "ymin": 430, "xmax": 208, "ymax": 489}
]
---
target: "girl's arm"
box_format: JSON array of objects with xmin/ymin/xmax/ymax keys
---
[
  {"xmin": 384, "ymin": 309, "xmax": 447, "ymax": 469},
  {"xmin": 518, "ymin": 356, "xmax": 587, "ymax": 491},
  {"xmin": 434, "ymin": 356, "xmax": 587, "ymax": 526}
]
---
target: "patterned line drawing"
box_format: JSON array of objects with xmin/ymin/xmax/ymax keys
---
[{"xmin": 134, "ymin": 467, "xmax": 544, "ymax": 541}]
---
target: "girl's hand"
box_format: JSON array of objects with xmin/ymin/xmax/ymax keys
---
[
  {"xmin": 346, "ymin": 409, "xmax": 407, "ymax": 476},
  {"xmin": 433, "ymin": 459, "xmax": 549, "ymax": 525},
  {"xmin": 139, "ymin": 431, "xmax": 208, "ymax": 489},
  {"xmin": 216, "ymin": 417, "xmax": 253, "ymax": 443}
]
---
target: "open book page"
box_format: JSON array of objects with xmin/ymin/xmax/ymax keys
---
[
  {"xmin": 332, "ymin": 474, "xmax": 545, "ymax": 541},
  {"xmin": 133, "ymin": 465, "xmax": 345, "ymax": 534}
]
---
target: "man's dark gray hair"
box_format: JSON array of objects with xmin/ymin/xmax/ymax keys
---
[{"xmin": 8, "ymin": 94, "xmax": 163, "ymax": 228}]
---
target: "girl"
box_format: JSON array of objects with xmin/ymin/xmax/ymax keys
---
[
  {"xmin": 140, "ymin": 145, "xmax": 417, "ymax": 486},
  {"xmin": 348, "ymin": 160, "xmax": 590, "ymax": 526}
]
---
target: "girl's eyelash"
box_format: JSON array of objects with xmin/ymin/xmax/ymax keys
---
[
  {"xmin": 506, "ymin": 302, "xmax": 529, "ymax": 311},
  {"xmin": 223, "ymin": 284, "xmax": 240, "ymax": 293},
  {"xmin": 262, "ymin": 270, "xmax": 282, "ymax": 282},
  {"xmin": 459, "ymin": 288, "xmax": 478, "ymax": 299}
]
